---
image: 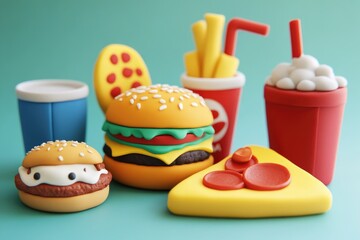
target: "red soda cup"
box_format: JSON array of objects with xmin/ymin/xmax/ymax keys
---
[{"xmin": 182, "ymin": 73, "xmax": 245, "ymax": 163}]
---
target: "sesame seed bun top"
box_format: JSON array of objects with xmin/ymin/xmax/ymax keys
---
[
  {"xmin": 22, "ymin": 140, "xmax": 103, "ymax": 168},
  {"xmin": 105, "ymin": 84, "xmax": 213, "ymax": 128}
]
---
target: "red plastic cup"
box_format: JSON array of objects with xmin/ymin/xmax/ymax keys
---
[
  {"xmin": 264, "ymin": 85, "xmax": 347, "ymax": 185},
  {"xmin": 181, "ymin": 73, "xmax": 246, "ymax": 163}
]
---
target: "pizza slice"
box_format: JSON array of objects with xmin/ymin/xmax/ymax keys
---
[
  {"xmin": 94, "ymin": 44, "xmax": 152, "ymax": 113},
  {"xmin": 168, "ymin": 145, "xmax": 332, "ymax": 218}
]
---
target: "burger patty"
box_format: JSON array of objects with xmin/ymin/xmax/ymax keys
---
[
  {"xmin": 15, "ymin": 171, "xmax": 112, "ymax": 198},
  {"xmin": 103, "ymin": 144, "xmax": 210, "ymax": 166}
]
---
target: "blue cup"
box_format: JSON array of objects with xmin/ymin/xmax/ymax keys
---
[{"xmin": 16, "ymin": 80, "xmax": 89, "ymax": 153}]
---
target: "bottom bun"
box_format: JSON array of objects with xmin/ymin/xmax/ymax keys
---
[
  {"xmin": 104, "ymin": 155, "xmax": 214, "ymax": 190},
  {"xmin": 18, "ymin": 186, "xmax": 110, "ymax": 212}
]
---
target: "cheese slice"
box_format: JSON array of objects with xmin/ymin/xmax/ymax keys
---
[
  {"xmin": 168, "ymin": 145, "xmax": 332, "ymax": 218},
  {"xmin": 105, "ymin": 135, "xmax": 213, "ymax": 165}
]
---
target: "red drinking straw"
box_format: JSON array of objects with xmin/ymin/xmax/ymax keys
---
[
  {"xmin": 290, "ymin": 19, "xmax": 303, "ymax": 58},
  {"xmin": 224, "ymin": 18, "xmax": 270, "ymax": 56}
]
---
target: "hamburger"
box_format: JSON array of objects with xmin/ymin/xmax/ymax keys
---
[
  {"xmin": 14, "ymin": 140, "xmax": 112, "ymax": 212},
  {"xmin": 102, "ymin": 84, "xmax": 214, "ymax": 190}
]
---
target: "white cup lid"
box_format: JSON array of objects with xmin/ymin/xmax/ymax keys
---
[
  {"xmin": 16, "ymin": 80, "xmax": 89, "ymax": 103},
  {"xmin": 181, "ymin": 72, "xmax": 246, "ymax": 90}
]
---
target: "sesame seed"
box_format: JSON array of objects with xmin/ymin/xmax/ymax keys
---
[
  {"xmin": 169, "ymin": 97, "xmax": 175, "ymax": 102},
  {"xmin": 179, "ymin": 96, "xmax": 184, "ymax": 101},
  {"xmin": 183, "ymin": 94, "xmax": 190, "ymax": 99},
  {"xmin": 200, "ymin": 101, "xmax": 206, "ymax": 107},
  {"xmin": 116, "ymin": 93, "xmax": 124, "ymax": 98},
  {"xmin": 47, "ymin": 147, "xmax": 51, "ymax": 151},
  {"xmin": 132, "ymin": 95, "xmax": 137, "ymax": 99},
  {"xmin": 149, "ymin": 89, "xmax": 158, "ymax": 94},
  {"xmin": 191, "ymin": 102, "xmax": 199, "ymax": 107},
  {"xmin": 71, "ymin": 143, "xmax": 77, "ymax": 147},
  {"xmin": 174, "ymin": 90, "xmax": 180, "ymax": 93},
  {"xmin": 178, "ymin": 103, "xmax": 184, "ymax": 110},
  {"xmin": 62, "ymin": 143, "xmax": 67, "ymax": 147},
  {"xmin": 137, "ymin": 103, "xmax": 141, "ymax": 110},
  {"xmin": 125, "ymin": 91, "xmax": 132, "ymax": 96},
  {"xmin": 140, "ymin": 96, "xmax": 148, "ymax": 101},
  {"xmin": 56, "ymin": 144, "xmax": 59, "ymax": 147},
  {"xmin": 133, "ymin": 89, "xmax": 145, "ymax": 94},
  {"xmin": 130, "ymin": 99, "xmax": 135, "ymax": 104},
  {"xmin": 159, "ymin": 105, "xmax": 167, "ymax": 111},
  {"xmin": 58, "ymin": 147, "xmax": 63, "ymax": 152},
  {"xmin": 159, "ymin": 99, "xmax": 166, "ymax": 104},
  {"xmin": 58, "ymin": 156, "xmax": 64, "ymax": 161},
  {"xmin": 153, "ymin": 94, "xmax": 162, "ymax": 99},
  {"xmin": 79, "ymin": 152, "xmax": 85, "ymax": 157},
  {"xmin": 119, "ymin": 98, "xmax": 123, "ymax": 102},
  {"xmin": 137, "ymin": 86, "xmax": 147, "ymax": 90},
  {"xmin": 167, "ymin": 89, "xmax": 174, "ymax": 94},
  {"xmin": 60, "ymin": 140, "xmax": 66, "ymax": 143}
]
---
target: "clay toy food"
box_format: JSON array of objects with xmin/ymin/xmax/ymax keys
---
[
  {"xmin": 264, "ymin": 19, "xmax": 347, "ymax": 185},
  {"xmin": 94, "ymin": 44, "xmax": 152, "ymax": 113},
  {"xmin": 15, "ymin": 140, "xmax": 112, "ymax": 212},
  {"xmin": 102, "ymin": 84, "xmax": 215, "ymax": 190},
  {"xmin": 182, "ymin": 13, "xmax": 269, "ymax": 163},
  {"xmin": 168, "ymin": 146, "xmax": 332, "ymax": 218}
]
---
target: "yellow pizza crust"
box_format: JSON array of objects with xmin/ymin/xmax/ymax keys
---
[
  {"xmin": 94, "ymin": 44, "xmax": 151, "ymax": 113},
  {"xmin": 167, "ymin": 146, "xmax": 332, "ymax": 218}
]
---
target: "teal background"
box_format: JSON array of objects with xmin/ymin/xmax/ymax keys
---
[{"xmin": 1, "ymin": 0, "xmax": 359, "ymax": 239}]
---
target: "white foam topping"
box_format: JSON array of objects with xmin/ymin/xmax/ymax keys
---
[
  {"xmin": 19, "ymin": 164, "xmax": 108, "ymax": 187},
  {"xmin": 266, "ymin": 55, "xmax": 347, "ymax": 91}
]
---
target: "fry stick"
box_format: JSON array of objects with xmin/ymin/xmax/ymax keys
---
[
  {"xmin": 202, "ymin": 13, "xmax": 225, "ymax": 78},
  {"xmin": 192, "ymin": 20, "xmax": 206, "ymax": 75},
  {"xmin": 184, "ymin": 51, "xmax": 200, "ymax": 77},
  {"xmin": 213, "ymin": 53, "xmax": 239, "ymax": 78}
]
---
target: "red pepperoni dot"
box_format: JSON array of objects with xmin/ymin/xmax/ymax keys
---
[
  {"xmin": 107, "ymin": 73, "xmax": 116, "ymax": 84},
  {"xmin": 121, "ymin": 53, "xmax": 131, "ymax": 63},
  {"xmin": 122, "ymin": 68, "xmax": 133, "ymax": 78},
  {"xmin": 110, "ymin": 87, "xmax": 121, "ymax": 98},
  {"xmin": 110, "ymin": 54, "xmax": 118, "ymax": 64},
  {"xmin": 136, "ymin": 68, "xmax": 143, "ymax": 76},
  {"xmin": 131, "ymin": 81, "xmax": 142, "ymax": 88}
]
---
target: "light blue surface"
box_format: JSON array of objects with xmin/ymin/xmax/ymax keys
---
[{"xmin": 1, "ymin": 0, "xmax": 359, "ymax": 239}]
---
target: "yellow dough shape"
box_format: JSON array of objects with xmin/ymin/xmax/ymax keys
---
[
  {"xmin": 168, "ymin": 145, "xmax": 332, "ymax": 218},
  {"xmin": 94, "ymin": 44, "xmax": 152, "ymax": 113}
]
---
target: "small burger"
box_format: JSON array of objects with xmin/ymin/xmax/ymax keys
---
[
  {"xmin": 15, "ymin": 140, "xmax": 112, "ymax": 212},
  {"xmin": 102, "ymin": 84, "xmax": 214, "ymax": 190}
]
